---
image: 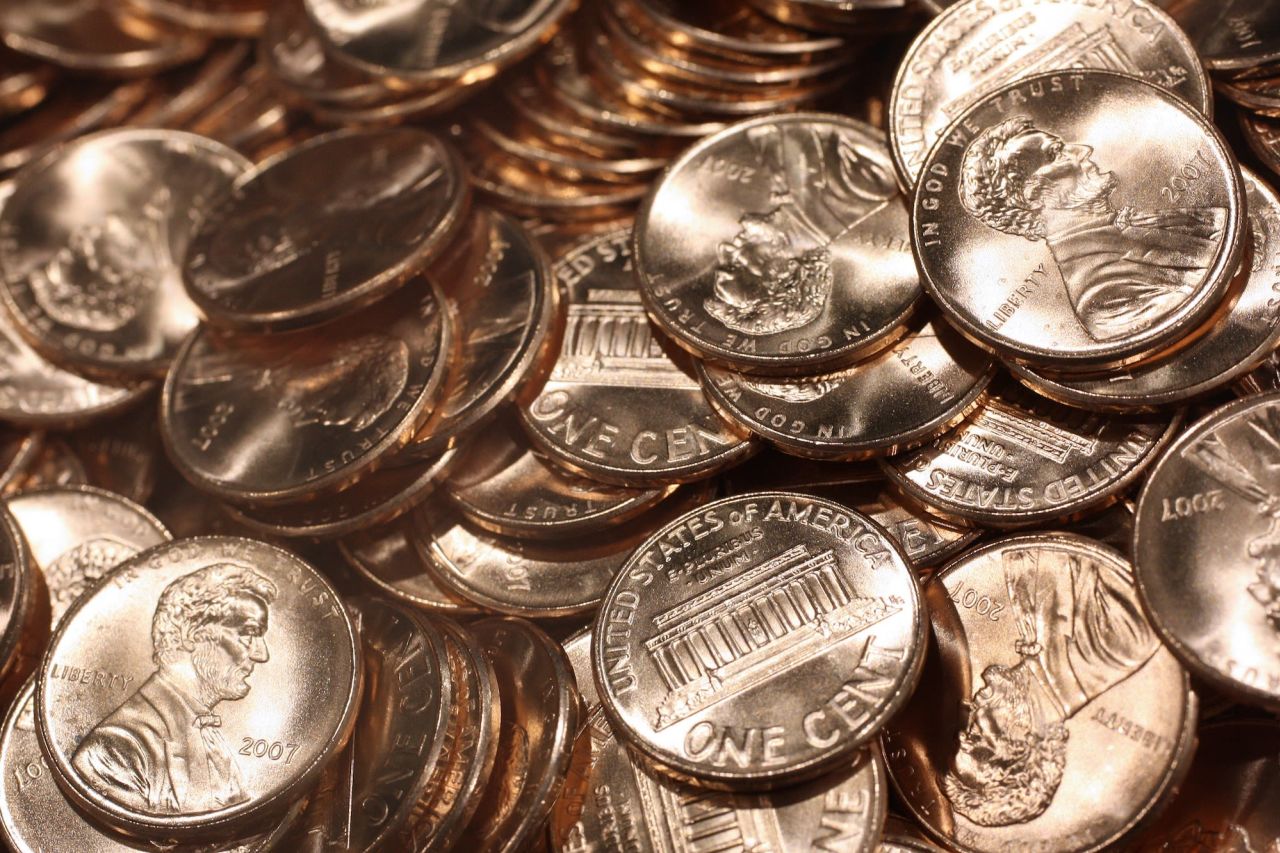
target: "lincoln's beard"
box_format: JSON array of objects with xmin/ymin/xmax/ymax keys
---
[
  {"xmin": 707, "ymin": 247, "xmax": 833, "ymax": 336},
  {"xmin": 1247, "ymin": 522, "xmax": 1280, "ymax": 631},
  {"xmin": 192, "ymin": 641, "xmax": 254, "ymax": 704},
  {"xmin": 1042, "ymin": 168, "xmax": 1118, "ymax": 216}
]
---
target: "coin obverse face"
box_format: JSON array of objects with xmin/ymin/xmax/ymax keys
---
[
  {"xmin": 34, "ymin": 537, "xmax": 361, "ymax": 840},
  {"xmin": 593, "ymin": 492, "xmax": 925, "ymax": 789}
]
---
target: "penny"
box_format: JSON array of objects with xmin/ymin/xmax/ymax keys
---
[
  {"xmin": 470, "ymin": 113, "xmax": 668, "ymax": 186},
  {"xmin": 912, "ymin": 70, "xmax": 1245, "ymax": 372},
  {"xmin": 1134, "ymin": 393, "xmax": 1280, "ymax": 711},
  {"xmin": 458, "ymin": 617, "xmax": 581, "ymax": 853},
  {"xmin": 697, "ymin": 315, "xmax": 994, "ymax": 459},
  {"xmin": 184, "ymin": 127, "xmax": 469, "ymax": 331},
  {"xmin": 593, "ymin": 492, "xmax": 924, "ymax": 789},
  {"xmin": 0, "ymin": 506, "xmax": 29, "ymax": 688},
  {"xmin": 5, "ymin": 486, "xmax": 170, "ymax": 626},
  {"xmin": 0, "ymin": 1, "xmax": 207, "ymax": 76},
  {"xmin": 0, "ymin": 678, "xmax": 303, "ymax": 853},
  {"xmin": 635, "ymin": 113, "xmax": 920, "ymax": 375},
  {"xmin": 882, "ymin": 377, "xmax": 1180, "ymax": 528},
  {"xmin": 445, "ymin": 415, "xmax": 676, "ymax": 540},
  {"xmin": 122, "ymin": 0, "xmax": 269, "ymax": 37},
  {"xmin": 340, "ymin": 521, "xmax": 482, "ymax": 615},
  {"xmin": 1127, "ymin": 719, "xmax": 1280, "ymax": 850},
  {"xmin": 0, "ymin": 129, "xmax": 248, "ymax": 378},
  {"xmin": 890, "ymin": 0, "xmax": 1210, "ymax": 188},
  {"xmin": 626, "ymin": 0, "xmax": 848, "ymax": 64},
  {"xmin": 1157, "ymin": 0, "xmax": 1280, "ymax": 70},
  {"xmin": 161, "ymin": 275, "xmax": 451, "ymax": 504},
  {"xmin": 466, "ymin": 143, "xmax": 651, "ymax": 224},
  {"xmin": 401, "ymin": 207, "xmax": 560, "ymax": 460},
  {"xmin": 259, "ymin": 0, "xmax": 392, "ymax": 110},
  {"xmin": 35, "ymin": 536, "xmax": 361, "ymax": 840},
  {"xmin": 881, "ymin": 532, "xmax": 1196, "ymax": 853},
  {"xmin": 521, "ymin": 227, "xmax": 756, "ymax": 486},
  {"xmin": 0, "ymin": 80, "xmax": 150, "ymax": 176},
  {"xmin": 303, "ymin": 0, "xmax": 575, "ymax": 85},
  {"xmin": 1009, "ymin": 167, "xmax": 1280, "ymax": 411},
  {"xmin": 1240, "ymin": 110, "xmax": 1280, "ymax": 183}
]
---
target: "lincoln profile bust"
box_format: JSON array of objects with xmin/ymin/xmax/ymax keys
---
[
  {"xmin": 960, "ymin": 115, "xmax": 1226, "ymax": 343},
  {"xmin": 72, "ymin": 564, "xmax": 277, "ymax": 815}
]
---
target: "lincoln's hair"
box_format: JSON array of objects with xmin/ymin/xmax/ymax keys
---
[
  {"xmin": 942, "ymin": 664, "xmax": 1069, "ymax": 827},
  {"xmin": 152, "ymin": 563, "xmax": 278, "ymax": 664},
  {"xmin": 960, "ymin": 116, "xmax": 1048, "ymax": 242}
]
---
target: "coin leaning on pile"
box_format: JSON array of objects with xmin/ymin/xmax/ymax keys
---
[{"xmin": 0, "ymin": 0, "xmax": 1278, "ymax": 850}]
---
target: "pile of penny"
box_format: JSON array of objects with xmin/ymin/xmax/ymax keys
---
[{"xmin": 0, "ymin": 0, "xmax": 1277, "ymax": 850}]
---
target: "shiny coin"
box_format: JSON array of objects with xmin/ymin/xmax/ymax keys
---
[
  {"xmin": 881, "ymin": 532, "xmax": 1196, "ymax": 853},
  {"xmin": 635, "ymin": 113, "xmax": 920, "ymax": 375},
  {"xmin": 459, "ymin": 617, "xmax": 581, "ymax": 853},
  {"xmin": 890, "ymin": 0, "xmax": 1209, "ymax": 188},
  {"xmin": 35, "ymin": 536, "xmax": 361, "ymax": 840},
  {"xmin": 522, "ymin": 227, "xmax": 755, "ymax": 486},
  {"xmin": 0, "ymin": 677, "xmax": 302, "ymax": 853},
  {"xmin": 340, "ymin": 521, "xmax": 481, "ymax": 615},
  {"xmin": 624, "ymin": 0, "xmax": 848, "ymax": 63},
  {"xmin": 1134, "ymin": 393, "xmax": 1280, "ymax": 711},
  {"xmin": 5, "ymin": 486, "xmax": 169, "ymax": 626},
  {"xmin": 402, "ymin": 207, "xmax": 560, "ymax": 460},
  {"xmin": 1158, "ymin": 0, "xmax": 1280, "ymax": 70},
  {"xmin": 445, "ymin": 414, "xmax": 676, "ymax": 540},
  {"xmin": 161, "ymin": 276, "xmax": 451, "ymax": 504},
  {"xmin": 1240, "ymin": 110, "xmax": 1280, "ymax": 189},
  {"xmin": 913, "ymin": 70, "xmax": 1245, "ymax": 371},
  {"xmin": 698, "ymin": 315, "xmax": 994, "ymax": 459},
  {"xmin": 260, "ymin": 0, "xmax": 391, "ymax": 110},
  {"xmin": 0, "ymin": 129, "xmax": 248, "ymax": 378},
  {"xmin": 594, "ymin": 492, "xmax": 924, "ymax": 789},
  {"xmin": 184, "ymin": 127, "xmax": 469, "ymax": 331},
  {"xmin": 303, "ymin": 0, "xmax": 575, "ymax": 85},
  {"xmin": 1127, "ymin": 719, "xmax": 1280, "ymax": 850},
  {"xmin": 882, "ymin": 378, "xmax": 1180, "ymax": 528},
  {"xmin": 1010, "ymin": 167, "xmax": 1280, "ymax": 410},
  {"xmin": 0, "ymin": 506, "xmax": 29, "ymax": 687}
]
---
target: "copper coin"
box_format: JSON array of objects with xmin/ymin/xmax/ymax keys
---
[
  {"xmin": 913, "ymin": 70, "xmax": 1245, "ymax": 372},
  {"xmin": 402, "ymin": 207, "xmax": 560, "ymax": 460},
  {"xmin": 1128, "ymin": 719, "xmax": 1280, "ymax": 850},
  {"xmin": 1158, "ymin": 0, "xmax": 1280, "ymax": 70},
  {"xmin": 627, "ymin": 0, "xmax": 848, "ymax": 63},
  {"xmin": 121, "ymin": 0, "xmax": 268, "ymax": 37},
  {"xmin": 881, "ymin": 533, "xmax": 1197, "ymax": 852},
  {"xmin": 459, "ymin": 617, "xmax": 581, "ymax": 853},
  {"xmin": 5, "ymin": 486, "xmax": 169, "ymax": 627},
  {"xmin": 698, "ymin": 315, "xmax": 994, "ymax": 460},
  {"xmin": 522, "ymin": 227, "xmax": 756, "ymax": 486},
  {"xmin": 1010, "ymin": 167, "xmax": 1280, "ymax": 410},
  {"xmin": 259, "ymin": 0, "xmax": 391, "ymax": 109},
  {"xmin": 184, "ymin": 127, "xmax": 469, "ymax": 331},
  {"xmin": 594, "ymin": 492, "xmax": 924, "ymax": 789},
  {"xmin": 161, "ymin": 275, "xmax": 451, "ymax": 504},
  {"xmin": 0, "ymin": 677, "xmax": 302, "ymax": 853},
  {"xmin": 339, "ymin": 521, "xmax": 481, "ymax": 616},
  {"xmin": 1134, "ymin": 393, "xmax": 1280, "ymax": 710},
  {"xmin": 882, "ymin": 377, "xmax": 1182, "ymax": 528},
  {"xmin": 303, "ymin": 0, "xmax": 575, "ymax": 85},
  {"xmin": 890, "ymin": 0, "xmax": 1210, "ymax": 188},
  {"xmin": 635, "ymin": 113, "xmax": 920, "ymax": 375},
  {"xmin": 0, "ymin": 506, "xmax": 29, "ymax": 687},
  {"xmin": 34, "ymin": 536, "xmax": 361, "ymax": 840},
  {"xmin": 0, "ymin": 129, "xmax": 248, "ymax": 378},
  {"xmin": 445, "ymin": 414, "xmax": 676, "ymax": 540}
]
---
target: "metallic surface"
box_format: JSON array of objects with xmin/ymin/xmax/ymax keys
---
[
  {"xmin": 339, "ymin": 522, "xmax": 482, "ymax": 616},
  {"xmin": 1158, "ymin": 0, "xmax": 1280, "ymax": 70},
  {"xmin": 0, "ymin": 507, "xmax": 28, "ymax": 688}
]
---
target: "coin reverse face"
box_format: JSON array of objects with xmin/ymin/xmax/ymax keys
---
[
  {"xmin": 35, "ymin": 537, "xmax": 361, "ymax": 839},
  {"xmin": 593, "ymin": 492, "xmax": 924, "ymax": 788},
  {"xmin": 913, "ymin": 71, "xmax": 1244, "ymax": 371}
]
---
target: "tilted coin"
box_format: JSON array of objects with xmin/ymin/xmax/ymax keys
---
[
  {"xmin": 5, "ymin": 486, "xmax": 169, "ymax": 626},
  {"xmin": 0, "ymin": 79, "xmax": 150, "ymax": 176},
  {"xmin": 161, "ymin": 276, "xmax": 451, "ymax": 504},
  {"xmin": 881, "ymin": 533, "xmax": 1197, "ymax": 853},
  {"xmin": 459, "ymin": 617, "xmax": 581, "ymax": 853},
  {"xmin": 0, "ymin": 506, "xmax": 29, "ymax": 687},
  {"xmin": 0, "ymin": 677, "xmax": 303, "ymax": 853},
  {"xmin": 35, "ymin": 536, "xmax": 361, "ymax": 840},
  {"xmin": 882, "ymin": 377, "xmax": 1181, "ymax": 528},
  {"xmin": 0, "ymin": 129, "xmax": 248, "ymax": 378},
  {"xmin": 635, "ymin": 113, "xmax": 920, "ymax": 375},
  {"xmin": 1010, "ymin": 167, "xmax": 1280, "ymax": 410},
  {"xmin": 890, "ymin": 0, "xmax": 1210, "ymax": 187},
  {"xmin": 912, "ymin": 70, "xmax": 1245, "ymax": 371},
  {"xmin": 1134, "ymin": 393, "xmax": 1280, "ymax": 710},
  {"xmin": 1157, "ymin": 0, "xmax": 1280, "ymax": 70},
  {"xmin": 697, "ymin": 315, "xmax": 994, "ymax": 460},
  {"xmin": 593, "ymin": 492, "xmax": 924, "ymax": 789},
  {"xmin": 184, "ymin": 127, "xmax": 469, "ymax": 331},
  {"xmin": 522, "ymin": 227, "xmax": 756, "ymax": 486},
  {"xmin": 445, "ymin": 414, "xmax": 676, "ymax": 540},
  {"xmin": 1128, "ymin": 719, "xmax": 1280, "ymax": 851},
  {"xmin": 401, "ymin": 207, "xmax": 560, "ymax": 460},
  {"xmin": 340, "ymin": 521, "xmax": 482, "ymax": 616}
]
